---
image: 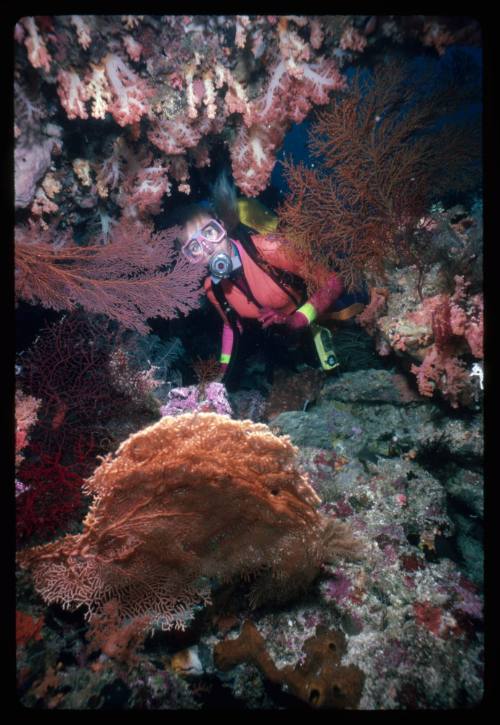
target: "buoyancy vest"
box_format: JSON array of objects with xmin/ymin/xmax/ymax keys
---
[{"xmin": 204, "ymin": 227, "xmax": 308, "ymax": 326}]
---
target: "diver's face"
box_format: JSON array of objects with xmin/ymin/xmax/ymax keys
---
[{"xmin": 182, "ymin": 217, "xmax": 230, "ymax": 265}]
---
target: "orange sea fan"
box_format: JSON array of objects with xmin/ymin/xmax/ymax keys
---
[{"xmin": 17, "ymin": 413, "xmax": 361, "ymax": 631}]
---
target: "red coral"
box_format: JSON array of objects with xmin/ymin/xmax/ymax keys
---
[
  {"xmin": 85, "ymin": 599, "xmax": 149, "ymax": 665},
  {"xmin": 246, "ymin": 56, "xmax": 345, "ymax": 128},
  {"xmin": 340, "ymin": 25, "xmax": 368, "ymax": 53},
  {"xmin": 424, "ymin": 276, "xmax": 483, "ymax": 358},
  {"xmin": 84, "ymin": 62, "xmax": 113, "ymax": 120},
  {"xmin": 431, "ymin": 298, "xmax": 454, "ymax": 349},
  {"xmin": 120, "ymin": 156, "xmax": 172, "ymax": 217},
  {"xmin": 308, "ymin": 19, "xmax": 323, "ymax": 49},
  {"xmin": 123, "ymin": 34, "xmax": 143, "ymax": 62},
  {"xmin": 15, "ymin": 389, "xmax": 41, "ymax": 467},
  {"xmin": 297, "ymin": 57, "xmax": 347, "ymax": 104},
  {"xmin": 147, "ymin": 116, "xmax": 203, "ymax": 155},
  {"xmin": 15, "ymin": 15, "xmax": 481, "ymax": 222},
  {"xmin": 413, "ymin": 601, "xmax": 443, "ymax": 636},
  {"xmin": 229, "ymin": 55, "xmax": 345, "ymax": 196},
  {"xmin": 356, "ymin": 288, "xmax": 389, "ymax": 335},
  {"xmin": 410, "ymin": 276, "xmax": 483, "ymax": 406},
  {"xmin": 16, "ymin": 610, "xmax": 45, "ymax": 648},
  {"xmin": 456, "ymin": 291, "xmax": 483, "ymax": 359},
  {"xmin": 70, "ymin": 15, "xmax": 92, "ymax": 50},
  {"xmin": 421, "ymin": 21, "xmax": 455, "ymax": 56}
]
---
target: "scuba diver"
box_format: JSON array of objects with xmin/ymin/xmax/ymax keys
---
[{"xmin": 175, "ymin": 172, "xmax": 366, "ymax": 382}]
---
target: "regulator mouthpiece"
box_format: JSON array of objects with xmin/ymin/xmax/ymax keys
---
[{"xmin": 209, "ymin": 252, "xmax": 233, "ymax": 279}]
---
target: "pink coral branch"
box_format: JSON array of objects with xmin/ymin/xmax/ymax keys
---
[
  {"xmin": 15, "ymin": 389, "xmax": 42, "ymax": 468},
  {"xmin": 147, "ymin": 117, "xmax": 202, "ymax": 155},
  {"xmin": 230, "ymin": 120, "xmax": 287, "ymax": 197},
  {"xmin": 70, "ymin": 15, "xmax": 92, "ymax": 50},
  {"xmin": 126, "ymin": 164, "xmax": 172, "ymax": 216},
  {"xmin": 103, "ymin": 54, "xmax": 153, "ymax": 127},
  {"xmin": 230, "ymin": 55, "xmax": 345, "ymax": 195},
  {"xmin": 21, "ymin": 17, "xmax": 52, "ymax": 73},
  {"xmin": 85, "ymin": 63, "xmax": 113, "ymax": 120},
  {"xmin": 57, "ymin": 69, "xmax": 90, "ymax": 120},
  {"xmin": 123, "ymin": 34, "xmax": 143, "ymax": 62}
]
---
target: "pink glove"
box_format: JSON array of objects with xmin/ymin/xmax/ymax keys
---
[{"xmin": 258, "ymin": 307, "xmax": 309, "ymax": 330}]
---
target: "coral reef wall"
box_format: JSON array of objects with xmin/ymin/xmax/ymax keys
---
[{"xmin": 15, "ymin": 14, "xmax": 481, "ymax": 217}]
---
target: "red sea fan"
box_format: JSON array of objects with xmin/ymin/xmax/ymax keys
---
[
  {"xmin": 16, "ymin": 446, "xmax": 85, "ymax": 543},
  {"xmin": 15, "ymin": 218, "xmax": 204, "ymax": 334},
  {"xmin": 20, "ymin": 314, "xmax": 121, "ymax": 458},
  {"xmin": 16, "ymin": 610, "xmax": 45, "ymax": 649}
]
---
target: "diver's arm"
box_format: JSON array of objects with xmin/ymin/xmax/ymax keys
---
[
  {"xmin": 260, "ymin": 273, "xmax": 344, "ymax": 329},
  {"xmin": 296, "ymin": 273, "xmax": 344, "ymax": 323}
]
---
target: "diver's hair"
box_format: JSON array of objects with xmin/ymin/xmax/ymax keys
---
[
  {"xmin": 211, "ymin": 170, "xmax": 240, "ymax": 234},
  {"xmin": 169, "ymin": 202, "xmax": 215, "ymax": 228},
  {"xmin": 167, "ymin": 202, "xmax": 216, "ymax": 245}
]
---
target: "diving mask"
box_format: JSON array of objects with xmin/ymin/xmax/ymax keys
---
[{"xmin": 181, "ymin": 219, "xmax": 227, "ymax": 263}]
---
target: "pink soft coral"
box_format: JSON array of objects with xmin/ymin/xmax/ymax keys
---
[
  {"xmin": 411, "ymin": 347, "xmax": 469, "ymax": 408},
  {"xmin": 410, "ymin": 274, "xmax": 483, "ymax": 406},
  {"xmin": 120, "ymin": 156, "xmax": 172, "ymax": 218},
  {"xmin": 230, "ymin": 120, "xmax": 287, "ymax": 197},
  {"xmin": 230, "ymin": 56, "xmax": 346, "ymax": 196}
]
